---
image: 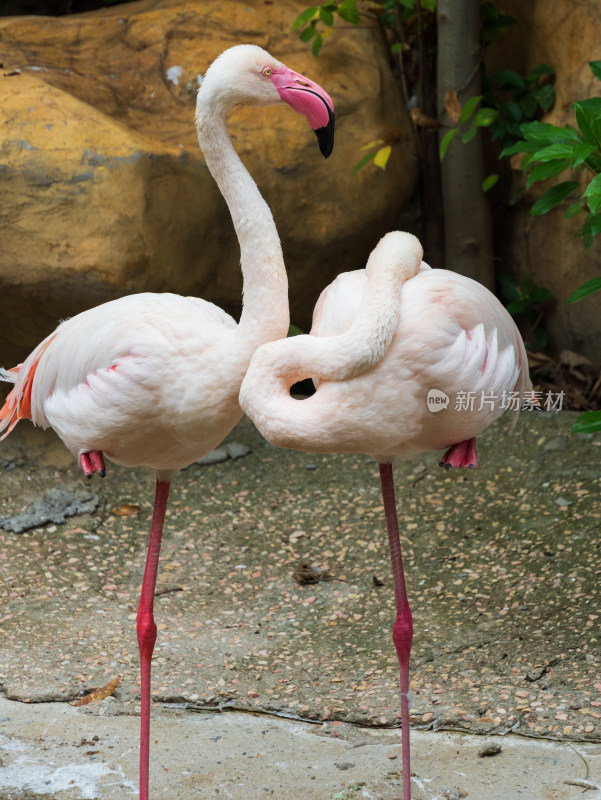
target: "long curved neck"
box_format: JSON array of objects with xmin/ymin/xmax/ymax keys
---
[
  {"xmin": 256, "ymin": 232, "xmax": 423, "ymax": 384},
  {"xmin": 238, "ymin": 232, "xmax": 423, "ymax": 452},
  {"xmin": 196, "ymin": 100, "xmax": 289, "ymax": 349}
]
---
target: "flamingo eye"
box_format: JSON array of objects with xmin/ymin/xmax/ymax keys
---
[{"xmin": 262, "ymin": 67, "xmax": 273, "ymax": 78}]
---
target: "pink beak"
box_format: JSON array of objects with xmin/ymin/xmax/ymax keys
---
[{"xmin": 270, "ymin": 67, "xmax": 335, "ymax": 158}]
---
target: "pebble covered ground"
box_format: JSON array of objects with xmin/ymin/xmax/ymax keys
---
[{"xmin": 0, "ymin": 411, "xmax": 599, "ymax": 746}]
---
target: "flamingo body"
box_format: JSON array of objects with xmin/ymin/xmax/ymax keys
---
[
  {"xmin": 3, "ymin": 293, "xmax": 246, "ymax": 473},
  {"xmin": 240, "ymin": 231, "xmax": 533, "ymax": 800},
  {"xmin": 240, "ymin": 244, "xmax": 530, "ymax": 459},
  {"xmin": 0, "ymin": 44, "xmax": 335, "ymax": 800}
]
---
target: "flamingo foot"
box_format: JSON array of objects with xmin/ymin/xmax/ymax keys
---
[
  {"xmin": 439, "ymin": 438, "xmax": 478, "ymax": 469},
  {"xmin": 79, "ymin": 450, "xmax": 106, "ymax": 478}
]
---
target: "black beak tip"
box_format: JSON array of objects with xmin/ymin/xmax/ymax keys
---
[{"xmin": 314, "ymin": 108, "xmax": 335, "ymax": 159}]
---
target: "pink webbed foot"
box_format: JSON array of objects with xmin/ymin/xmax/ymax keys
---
[
  {"xmin": 439, "ymin": 438, "xmax": 478, "ymax": 470},
  {"xmin": 79, "ymin": 450, "xmax": 106, "ymax": 478}
]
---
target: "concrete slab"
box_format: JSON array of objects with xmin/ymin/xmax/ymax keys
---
[{"xmin": 1, "ymin": 696, "xmax": 601, "ymax": 800}]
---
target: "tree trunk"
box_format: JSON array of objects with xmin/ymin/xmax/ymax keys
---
[
  {"xmin": 437, "ymin": 0, "xmax": 494, "ymax": 289},
  {"xmin": 416, "ymin": 3, "xmax": 445, "ymax": 269}
]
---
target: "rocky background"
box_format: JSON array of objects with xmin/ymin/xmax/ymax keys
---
[
  {"xmin": 0, "ymin": 0, "xmax": 417, "ymax": 366},
  {"xmin": 1, "ymin": 0, "xmax": 600, "ymax": 368}
]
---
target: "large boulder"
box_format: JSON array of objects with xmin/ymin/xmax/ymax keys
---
[
  {"xmin": 487, "ymin": 0, "xmax": 601, "ymax": 365},
  {"xmin": 0, "ymin": 0, "xmax": 417, "ymax": 366}
]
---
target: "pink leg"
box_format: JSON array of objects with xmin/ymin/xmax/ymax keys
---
[
  {"xmin": 439, "ymin": 437, "xmax": 478, "ymax": 469},
  {"xmin": 79, "ymin": 450, "xmax": 106, "ymax": 478},
  {"xmin": 379, "ymin": 462, "xmax": 413, "ymax": 800},
  {"xmin": 137, "ymin": 478, "xmax": 171, "ymax": 800}
]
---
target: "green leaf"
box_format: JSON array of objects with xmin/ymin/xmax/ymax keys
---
[
  {"xmin": 421, "ymin": 0, "xmax": 436, "ymax": 10},
  {"xmin": 293, "ymin": 6, "xmax": 319, "ymax": 29},
  {"xmin": 520, "ymin": 94, "xmax": 537, "ymax": 119},
  {"xmin": 496, "ymin": 69, "xmax": 525, "ymax": 89},
  {"xmin": 583, "ymin": 173, "xmax": 601, "ymax": 214},
  {"xmin": 574, "ymin": 100, "xmax": 601, "ymax": 147},
  {"xmin": 577, "ymin": 212, "xmax": 601, "ymax": 245},
  {"xmin": 320, "ymin": 6, "xmax": 334, "ymax": 25},
  {"xmin": 482, "ymin": 173, "xmax": 499, "ymax": 192},
  {"xmin": 390, "ymin": 42, "xmax": 403, "ymax": 54},
  {"xmin": 590, "ymin": 212, "xmax": 601, "ymax": 237},
  {"xmin": 337, "ymin": 0, "xmax": 360, "ymax": 24},
  {"xmin": 572, "ymin": 410, "xmax": 601, "ymax": 434},
  {"xmin": 590, "ymin": 60, "xmax": 601, "ymax": 81},
  {"xmin": 536, "ymin": 84, "xmax": 556, "ymax": 112},
  {"xmin": 529, "ymin": 286, "xmax": 553, "ymax": 302},
  {"xmin": 461, "ymin": 126, "xmax": 477, "ymax": 144},
  {"xmin": 501, "ymin": 100, "xmax": 522, "ymax": 122},
  {"xmin": 526, "ymin": 159, "xmax": 569, "ymax": 189},
  {"xmin": 565, "ymin": 201, "xmax": 584, "ymax": 219},
  {"xmin": 571, "ymin": 142, "xmax": 596, "ymax": 167},
  {"xmin": 373, "ymin": 144, "xmax": 392, "ymax": 169},
  {"xmin": 498, "ymin": 272, "xmax": 520, "ymax": 302},
  {"xmin": 506, "ymin": 299, "xmax": 526, "ymax": 315},
  {"xmin": 288, "ymin": 324, "xmax": 305, "ymax": 336},
  {"xmin": 311, "ymin": 33, "xmax": 323, "ymax": 56},
  {"xmin": 531, "ymin": 143, "xmax": 578, "ymax": 162},
  {"xmin": 531, "ymin": 181, "xmax": 580, "ymax": 215},
  {"xmin": 379, "ymin": 10, "xmax": 398, "ymax": 25},
  {"xmin": 299, "ymin": 25, "xmax": 317, "ymax": 41},
  {"xmin": 529, "ymin": 63, "xmax": 555, "ymax": 76},
  {"xmin": 352, "ymin": 151, "xmax": 375, "ymax": 174},
  {"xmin": 439, "ymin": 127, "xmax": 457, "ymax": 160},
  {"xmin": 521, "ymin": 121, "xmax": 580, "ymax": 143},
  {"xmin": 568, "ymin": 276, "xmax": 601, "ymax": 303},
  {"xmin": 472, "ymin": 107, "xmax": 499, "ymax": 127},
  {"xmin": 459, "ymin": 95, "xmax": 482, "ymax": 124},
  {"xmin": 500, "ymin": 139, "xmax": 543, "ymax": 158}
]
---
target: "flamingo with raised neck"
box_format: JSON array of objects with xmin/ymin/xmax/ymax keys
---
[{"xmin": 0, "ymin": 43, "xmax": 334, "ymax": 800}]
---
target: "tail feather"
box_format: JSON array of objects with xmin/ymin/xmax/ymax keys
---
[
  {"xmin": 0, "ymin": 335, "xmax": 55, "ymax": 439},
  {"xmin": 0, "ymin": 367, "xmax": 18, "ymax": 384}
]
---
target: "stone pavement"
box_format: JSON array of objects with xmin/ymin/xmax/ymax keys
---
[{"xmin": 0, "ymin": 411, "xmax": 600, "ymax": 798}]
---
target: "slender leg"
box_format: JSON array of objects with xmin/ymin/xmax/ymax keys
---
[
  {"xmin": 137, "ymin": 478, "xmax": 171, "ymax": 800},
  {"xmin": 379, "ymin": 462, "xmax": 413, "ymax": 800}
]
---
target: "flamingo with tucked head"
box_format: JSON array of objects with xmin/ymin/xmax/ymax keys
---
[
  {"xmin": 240, "ymin": 230, "xmax": 532, "ymax": 800},
  {"xmin": 0, "ymin": 44, "xmax": 334, "ymax": 800}
]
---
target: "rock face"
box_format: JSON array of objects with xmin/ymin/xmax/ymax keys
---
[
  {"xmin": 487, "ymin": 0, "xmax": 601, "ymax": 364},
  {"xmin": 0, "ymin": 0, "xmax": 418, "ymax": 366}
]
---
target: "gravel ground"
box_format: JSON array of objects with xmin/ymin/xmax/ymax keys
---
[{"xmin": 0, "ymin": 410, "xmax": 600, "ymax": 797}]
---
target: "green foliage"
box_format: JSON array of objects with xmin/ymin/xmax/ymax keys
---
[
  {"xmin": 292, "ymin": 1, "xmax": 436, "ymax": 58},
  {"xmin": 439, "ymin": 94, "xmax": 499, "ymax": 191},
  {"xmin": 567, "ymin": 277, "xmax": 601, "ymax": 304},
  {"xmin": 498, "ymin": 273, "xmax": 553, "ymax": 348},
  {"xmin": 500, "ymin": 62, "xmax": 601, "ymax": 310},
  {"xmin": 440, "ymin": 61, "xmax": 556, "ymax": 198},
  {"xmin": 481, "ymin": 63, "xmax": 556, "ymax": 150},
  {"xmin": 292, "ymin": 0, "xmax": 361, "ymax": 56},
  {"xmin": 572, "ymin": 409, "xmax": 601, "ymax": 434},
  {"xmin": 480, "ymin": 1, "xmax": 517, "ymax": 43}
]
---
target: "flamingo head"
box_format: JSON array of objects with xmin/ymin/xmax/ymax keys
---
[{"xmin": 197, "ymin": 44, "xmax": 335, "ymax": 158}]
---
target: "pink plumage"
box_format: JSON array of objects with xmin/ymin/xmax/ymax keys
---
[
  {"xmin": 0, "ymin": 44, "xmax": 335, "ymax": 800},
  {"xmin": 240, "ymin": 230, "xmax": 533, "ymax": 800}
]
